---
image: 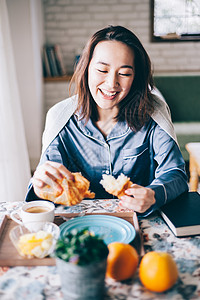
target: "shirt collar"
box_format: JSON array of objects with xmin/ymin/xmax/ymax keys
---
[{"xmin": 75, "ymin": 112, "xmax": 130, "ymax": 141}]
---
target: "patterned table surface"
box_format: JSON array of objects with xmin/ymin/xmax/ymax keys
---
[{"xmin": 0, "ymin": 200, "xmax": 199, "ymax": 300}]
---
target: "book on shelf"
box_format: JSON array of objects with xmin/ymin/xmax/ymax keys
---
[
  {"xmin": 42, "ymin": 44, "xmax": 67, "ymax": 78},
  {"xmin": 42, "ymin": 47, "xmax": 51, "ymax": 77},
  {"xmin": 160, "ymin": 191, "xmax": 200, "ymax": 237},
  {"xmin": 45, "ymin": 45, "xmax": 59, "ymax": 77},
  {"xmin": 53, "ymin": 44, "xmax": 67, "ymax": 76}
]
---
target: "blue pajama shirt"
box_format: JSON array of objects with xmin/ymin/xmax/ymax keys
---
[{"xmin": 26, "ymin": 114, "xmax": 188, "ymax": 216}]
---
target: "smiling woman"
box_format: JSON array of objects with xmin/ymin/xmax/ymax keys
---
[
  {"xmin": 88, "ymin": 40, "xmax": 135, "ymax": 136},
  {"xmin": 26, "ymin": 25, "xmax": 188, "ymax": 217}
]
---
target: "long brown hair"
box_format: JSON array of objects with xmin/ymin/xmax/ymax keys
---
[{"xmin": 70, "ymin": 25, "xmax": 155, "ymax": 131}]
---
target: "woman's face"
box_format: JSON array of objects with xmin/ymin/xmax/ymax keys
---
[{"xmin": 88, "ymin": 40, "xmax": 135, "ymax": 111}]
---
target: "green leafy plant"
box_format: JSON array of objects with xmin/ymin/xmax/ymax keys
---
[{"xmin": 54, "ymin": 228, "xmax": 109, "ymax": 266}]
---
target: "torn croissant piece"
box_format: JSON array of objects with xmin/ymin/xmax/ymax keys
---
[
  {"xmin": 37, "ymin": 172, "xmax": 95, "ymax": 206},
  {"xmin": 100, "ymin": 173, "xmax": 133, "ymax": 198}
]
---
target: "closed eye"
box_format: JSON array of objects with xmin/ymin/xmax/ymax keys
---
[
  {"xmin": 119, "ymin": 73, "xmax": 132, "ymax": 77},
  {"xmin": 97, "ymin": 69, "xmax": 107, "ymax": 73}
]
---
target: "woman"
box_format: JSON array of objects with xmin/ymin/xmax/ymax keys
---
[{"xmin": 26, "ymin": 25, "xmax": 188, "ymax": 216}]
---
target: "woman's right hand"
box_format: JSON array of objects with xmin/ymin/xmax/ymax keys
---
[{"xmin": 32, "ymin": 161, "xmax": 74, "ymax": 197}]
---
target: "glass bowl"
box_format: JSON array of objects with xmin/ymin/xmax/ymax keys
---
[{"xmin": 9, "ymin": 222, "xmax": 60, "ymax": 259}]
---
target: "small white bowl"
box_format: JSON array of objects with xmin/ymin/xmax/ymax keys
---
[{"xmin": 9, "ymin": 222, "xmax": 60, "ymax": 259}]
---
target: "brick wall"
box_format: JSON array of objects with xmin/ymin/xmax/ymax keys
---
[
  {"xmin": 44, "ymin": 81, "xmax": 70, "ymax": 112},
  {"xmin": 42, "ymin": 0, "xmax": 200, "ymax": 112}
]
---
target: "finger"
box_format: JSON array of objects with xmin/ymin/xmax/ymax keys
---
[
  {"xmin": 42, "ymin": 162, "xmax": 65, "ymax": 180},
  {"xmin": 34, "ymin": 164, "xmax": 60, "ymax": 180},
  {"xmin": 119, "ymin": 200, "xmax": 149, "ymax": 213},
  {"xmin": 32, "ymin": 177, "xmax": 45, "ymax": 188},
  {"xmin": 33, "ymin": 176, "xmax": 63, "ymax": 194},
  {"xmin": 129, "ymin": 183, "xmax": 141, "ymax": 189},
  {"xmin": 125, "ymin": 186, "xmax": 154, "ymax": 199},
  {"xmin": 33, "ymin": 162, "xmax": 75, "ymax": 193},
  {"xmin": 33, "ymin": 168, "xmax": 61, "ymax": 191},
  {"xmin": 44, "ymin": 161, "xmax": 75, "ymax": 181},
  {"xmin": 33, "ymin": 170, "xmax": 57, "ymax": 187},
  {"xmin": 119, "ymin": 201, "xmax": 135, "ymax": 211},
  {"xmin": 54, "ymin": 163, "xmax": 75, "ymax": 181},
  {"xmin": 125, "ymin": 184, "xmax": 144, "ymax": 196},
  {"xmin": 120, "ymin": 195, "xmax": 147, "ymax": 207},
  {"xmin": 35, "ymin": 162, "xmax": 72, "ymax": 182},
  {"xmin": 120, "ymin": 193, "xmax": 155, "ymax": 212}
]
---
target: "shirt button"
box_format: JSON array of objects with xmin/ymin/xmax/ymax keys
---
[{"xmin": 105, "ymin": 170, "xmax": 109, "ymax": 174}]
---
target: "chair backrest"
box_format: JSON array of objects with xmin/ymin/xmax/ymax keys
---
[{"xmin": 153, "ymin": 75, "xmax": 200, "ymax": 122}]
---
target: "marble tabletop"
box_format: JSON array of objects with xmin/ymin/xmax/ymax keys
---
[{"xmin": 0, "ymin": 200, "xmax": 199, "ymax": 300}]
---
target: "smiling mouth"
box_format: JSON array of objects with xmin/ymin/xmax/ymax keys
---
[{"xmin": 99, "ymin": 89, "xmax": 119, "ymax": 98}]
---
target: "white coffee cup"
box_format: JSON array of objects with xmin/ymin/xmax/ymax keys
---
[{"xmin": 10, "ymin": 201, "xmax": 55, "ymax": 231}]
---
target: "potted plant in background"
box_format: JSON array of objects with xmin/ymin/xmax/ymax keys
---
[{"xmin": 54, "ymin": 228, "xmax": 109, "ymax": 300}]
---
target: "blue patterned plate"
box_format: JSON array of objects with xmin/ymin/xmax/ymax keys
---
[{"xmin": 59, "ymin": 215, "xmax": 136, "ymax": 244}]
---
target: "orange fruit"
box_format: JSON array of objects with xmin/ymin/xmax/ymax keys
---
[
  {"xmin": 139, "ymin": 251, "xmax": 178, "ymax": 292},
  {"xmin": 106, "ymin": 242, "xmax": 139, "ymax": 281}
]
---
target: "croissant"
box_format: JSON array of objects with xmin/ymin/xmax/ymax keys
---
[
  {"xmin": 36, "ymin": 172, "xmax": 95, "ymax": 206},
  {"xmin": 100, "ymin": 173, "xmax": 133, "ymax": 198}
]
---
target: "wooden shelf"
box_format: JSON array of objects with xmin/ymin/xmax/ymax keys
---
[{"xmin": 44, "ymin": 75, "xmax": 72, "ymax": 82}]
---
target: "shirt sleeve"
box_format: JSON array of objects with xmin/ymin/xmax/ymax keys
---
[{"xmin": 138, "ymin": 124, "xmax": 189, "ymax": 217}]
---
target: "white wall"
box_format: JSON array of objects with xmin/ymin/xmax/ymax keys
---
[{"xmin": 7, "ymin": 0, "xmax": 44, "ymax": 171}]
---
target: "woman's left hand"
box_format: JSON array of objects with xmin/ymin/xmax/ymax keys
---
[{"xmin": 119, "ymin": 184, "xmax": 155, "ymax": 213}]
